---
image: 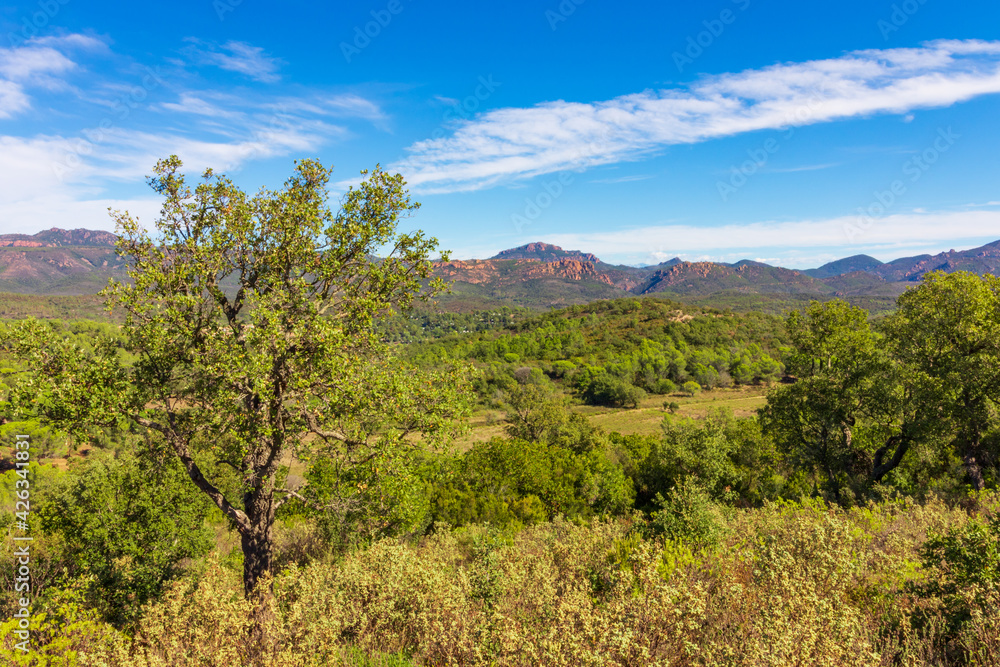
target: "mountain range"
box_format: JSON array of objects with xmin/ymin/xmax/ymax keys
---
[{"xmin": 2, "ymin": 229, "xmax": 999, "ymax": 312}]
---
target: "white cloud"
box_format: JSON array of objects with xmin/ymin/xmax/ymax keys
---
[
  {"xmin": 0, "ymin": 36, "xmax": 90, "ymax": 118},
  {"xmin": 0, "ymin": 195, "xmax": 162, "ymax": 235},
  {"xmin": 0, "ymin": 45, "xmax": 76, "ymax": 80},
  {"xmin": 0, "ymin": 99, "xmax": 349, "ymax": 234},
  {"xmin": 530, "ymin": 209, "xmax": 1000, "ymax": 267},
  {"xmin": 184, "ymin": 39, "xmax": 283, "ymax": 83},
  {"xmin": 0, "ymin": 35, "xmax": 388, "ymax": 234},
  {"xmin": 0, "ymin": 80, "xmax": 30, "ymax": 119},
  {"xmin": 392, "ymin": 40, "xmax": 1000, "ymax": 193},
  {"xmin": 159, "ymin": 92, "xmax": 243, "ymax": 119},
  {"xmin": 31, "ymin": 34, "xmax": 108, "ymax": 51}
]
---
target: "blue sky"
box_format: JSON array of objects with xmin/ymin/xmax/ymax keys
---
[{"xmin": 1, "ymin": 0, "xmax": 999, "ymax": 268}]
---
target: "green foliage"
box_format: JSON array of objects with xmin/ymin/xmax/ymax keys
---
[
  {"xmin": 913, "ymin": 514, "xmax": 1000, "ymax": 636},
  {"xmin": 3, "ymin": 156, "xmax": 473, "ymax": 601},
  {"xmin": 681, "ymin": 380, "xmax": 700, "ymax": 396},
  {"xmin": 883, "ymin": 271, "xmax": 1000, "ymax": 489},
  {"xmin": 289, "ymin": 446, "xmax": 433, "ymax": 551},
  {"xmin": 761, "ymin": 273, "xmax": 1000, "ymax": 503},
  {"xmin": 37, "ymin": 445, "xmax": 214, "ymax": 626},
  {"xmin": 626, "ymin": 409, "xmax": 783, "ymax": 509},
  {"xmin": 377, "ymin": 306, "xmax": 528, "ymax": 344},
  {"xmin": 429, "ymin": 437, "xmax": 634, "ymax": 529},
  {"xmin": 576, "ymin": 366, "xmax": 646, "ymax": 408},
  {"xmin": 502, "ymin": 382, "xmax": 604, "ymax": 453},
  {"xmin": 404, "ymin": 296, "xmax": 786, "ymax": 408},
  {"xmin": 650, "ymin": 478, "xmax": 727, "ymax": 549},
  {"xmin": 761, "ymin": 299, "xmax": 924, "ymax": 501},
  {"xmin": 0, "ymin": 580, "xmax": 124, "ymax": 665}
]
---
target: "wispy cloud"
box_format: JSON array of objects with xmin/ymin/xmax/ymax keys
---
[
  {"xmin": 183, "ymin": 39, "xmax": 284, "ymax": 83},
  {"xmin": 0, "ymin": 35, "xmax": 93, "ymax": 118},
  {"xmin": 0, "ymin": 80, "xmax": 30, "ymax": 118},
  {"xmin": 0, "ymin": 93, "xmax": 364, "ymax": 234},
  {"xmin": 392, "ymin": 40, "xmax": 1000, "ymax": 193},
  {"xmin": 766, "ymin": 162, "xmax": 841, "ymax": 173},
  {"xmin": 590, "ymin": 174, "xmax": 654, "ymax": 184}
]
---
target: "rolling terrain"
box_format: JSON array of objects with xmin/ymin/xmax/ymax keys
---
[{"xmin": 2, "ymin": 230, "xmax": 999, "ymax": 314}]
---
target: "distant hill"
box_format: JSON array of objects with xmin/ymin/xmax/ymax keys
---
[
  {"xmin": 0, "ymin": 246, "xmax": 126, "ymax": 295},
  {"xmin": 491, "ymin": 242, "xmax": 599, "ymax": 263},
  {"xmin": 805, "ymin": 254, "xmax": 883, "ymax": 279},
  {"xmin": 634, "ymin": 261, "xmax": 832, "ymax": 297},
  {"xmin": 2, "ymin": 229, "xmax": 1000, "ymax": 313},
  {"xmin": 873, "ymin": 240, "xmax": 1000, "ymax": 282},
  {"xmin": 0, "ymin": 228, "xmax": 117, "ymax": 248}
]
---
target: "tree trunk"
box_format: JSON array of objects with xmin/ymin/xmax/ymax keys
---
[
  {"xmin": 871, "ymin": 434, "xmax": 910, "ymax": 483},
  {"xmin": 963, "ymin": 451, "xmax": 986, "ymax": 491},
  {"xmin": 241, "ymin": 510, "xmax": 274, "ymax": 597},
  {"xmin": 241, "ymin": 482, "xmax": 276, "ymax": 662}
]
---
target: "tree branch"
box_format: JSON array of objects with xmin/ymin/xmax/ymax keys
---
[
  {"xmin": 871, "ymin": 434, "xmax": 910, "ymax": 483},
  {"xmin": 139, "ymin": 417, "xmax": 251, "ymax": 533}
]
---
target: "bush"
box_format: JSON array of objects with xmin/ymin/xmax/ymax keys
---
[
  {"xmin": 429, "ymin": 437, "xmax": 635, "ymax": 529},
  {"xmin": 36, "ymin": 445, "xmax": 214, "ymax": 626},
  {"xmin": 682, "ymin": 380, "xmax": 701, "ymax": 396},
  {"xmin": 9, "ymin": 499, "xmax": 1000, "ymax": 666},
  {"xmin": 652, "ymin": 378, "xmax": 677, "ymax": 395},
  {"xmin": 650, "ymin": 478, "xmax": 727, "ymax": 549},
  {"xmin": 578, "ymin": 370, "xmax": 646, "ymax": 408},
  {"xmin": 550, "ymin": 360, "xmax": 577, "ymax": 378},
  {"xmin": 910, "ymin": 513, "xmax": 1000, "ymax": 642}
]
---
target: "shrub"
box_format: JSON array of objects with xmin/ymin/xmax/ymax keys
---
[
  {"xmin": 650, "ymin": 478, "xmax": 727, "ymax": 549},
  {"xmin": 652, "ymin": 378, "xmax": 677, "ymax": 395},
  {"xmin": 37, "ymin": 445, "xmax": 214, "ymax": 627},
  {"xmin": 579, "ymin": 372, "xmax": 646, "ymax": 408},
  {"xmin": 550, "ymin": 360, "xmax": 577, "ymax": 378}
]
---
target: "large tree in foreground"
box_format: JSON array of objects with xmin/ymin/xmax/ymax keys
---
[
  {"xmin": 5, "ymin": 156, "xmax": 471, "ymax": 600},
  {"xmin": 882, "ymin": 271, "xmax": 1000, "ymax": 489}
]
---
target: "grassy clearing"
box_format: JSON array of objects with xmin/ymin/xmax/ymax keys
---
[{"xmin": 453, "ymin": 385, "xmax": 771, "ymax": 447}]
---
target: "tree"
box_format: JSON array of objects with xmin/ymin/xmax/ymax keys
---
[
  {"xmin": 503, "ymin": 382, "xmax": 604, "ymax": 452},
  {"xmin": 5, "ymin": 157, "xmax": 472, "ymax": 620},
  {"xmin": 882, "ymin": 271, "xmax": 1000, "ymax": 489},
  {"xmin": 682, "ymin": 381, "xmax": 701, "ymax": 397},
  {"xmin": 760, "ymin": 299, "xmax": 941, "ymax": 500}
]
